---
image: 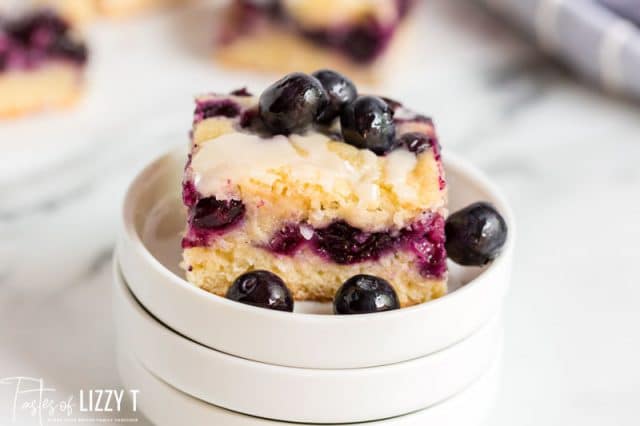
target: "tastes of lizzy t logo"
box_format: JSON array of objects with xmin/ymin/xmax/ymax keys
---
[{"xmin": 0, "ymin": 377, "xmax": 140, "ymax": 425}]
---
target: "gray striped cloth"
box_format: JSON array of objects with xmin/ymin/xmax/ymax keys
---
[{"xmin": 482, "ymin": 0, "xmax": 640, "ymax": 98}]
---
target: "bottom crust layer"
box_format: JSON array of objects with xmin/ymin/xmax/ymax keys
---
[
  {"xmin": 183, "ymin": 241, "xmax": 447, "ymax": 308},
  {"xmin": 0, "ymin": 65, "xmax": 83, "ymax": 117}
]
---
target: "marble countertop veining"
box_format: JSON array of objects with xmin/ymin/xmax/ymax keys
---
[{"xmin": 1, "ymin": 1, "xmax": 640, "ymax": 425}]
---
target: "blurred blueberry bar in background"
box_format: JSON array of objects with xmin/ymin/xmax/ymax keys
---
[
  {"xmin": 0, "ymin": 9, "xmax": 87, "ymax": 117},
  {"xmin": 482, "ymin": 0, "xmax": 640, "ymax": 99},
  {"xmin": 214, "ymin": 0, "xmax": 416, "ymax": 84},
  {"xmin": 600, "ymin": 0, "xmax": 640, "ymax": 25}
]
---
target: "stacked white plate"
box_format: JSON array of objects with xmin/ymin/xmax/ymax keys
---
[{"xmin": 114, "ymin": 147, "xmax": 515, "ymax": 425}]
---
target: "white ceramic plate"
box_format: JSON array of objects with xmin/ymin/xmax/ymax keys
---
[
  {"xmin": 117, "ymin": 346, "xmax": 502, "ymax": 426},
  {"xmin": 113, "ymin": 263, "xmax": 502, "ymax": 424},
  {"xmin": 116, "ymin": 147, "xmax": 514, "ymax": 369}
]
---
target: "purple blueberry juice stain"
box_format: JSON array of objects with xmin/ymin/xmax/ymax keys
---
[
  {"xmin": 256, "ymin": 215, "xmax": 447, "ymax": 278},
  {"xmin": 193, "ymin": 99, "xmax": 241, "ymax": 122},
  {"xmin": 182, "ymin": 178, "xmax": 198, "ymax": 207},
  {"xmin": 401, "ymin": 214, "xmax": 447, "ymax": 278}
]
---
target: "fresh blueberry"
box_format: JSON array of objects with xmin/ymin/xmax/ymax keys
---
[
  {"xmin": 333, "ymin": 274, "xmax": 399, "ymax": 314},
  {"xmin": 226, "ymin": 270, "xmax": 294, "ymax": 312},
  {"xmin": 312, "ymin": 69, "xmax": 357, "ymax": 124},
  {"xmin": 259, "ymin": 72, "xmax": 328, "ymax": 134},
  {"xmin": 190, "ymin": 197, "xmax": 245, "ymax": 230},
  {"xmin": 396, "ymin": 132, "xmax": 435, "ymax": 155},
  {"xmin": 445, "ymin": 202, "xmax": 508, "ymax": 266},
  {"xmin": 340, "ymin": 96, "xmax": 396, "ymax": 155}
]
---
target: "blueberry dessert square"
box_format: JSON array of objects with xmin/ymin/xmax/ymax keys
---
[
  {"xmin": 181, "ymin": 71, "xmax": 447, "ymax": 308},
  {"xmin": 216, "ymin": 0, "xmax": 415, "ymax": 83},
  {"xmin": 0, "ymin": 9, "xmax": 87, "ymax": 117}
]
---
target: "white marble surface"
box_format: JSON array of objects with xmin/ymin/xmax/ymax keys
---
[{"xmin": 1, "ymin": 1, "xmax": 639, "ymax": 425}]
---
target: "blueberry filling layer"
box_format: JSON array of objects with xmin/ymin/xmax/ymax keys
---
[
  {"xmin": 183, "ymin": 196, "xmax": 446, "ymax": 278},
  {"xmin": 229, "ymin": 0, "xmax": 412, "ymax": 63},
  {"xmin": 0, "ymin": 10, "xmax": 87, "ymax": 72},
  {"xmin": 310, "ymin": 215, "xmax": 446, "ymax": 278}
]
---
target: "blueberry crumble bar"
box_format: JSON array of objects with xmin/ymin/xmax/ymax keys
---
[
  {"xmin": 216, "ymin": 0, "xmax": 415, "ymax": 83},
  {"xmin": 0, "ymin": 9, "xmax": 87, "ymax": 117},
  {"xmin": 181, "ymin": 70, "xmax": 448, "ymax": 308}
]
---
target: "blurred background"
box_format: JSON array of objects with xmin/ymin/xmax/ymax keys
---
[{"xmin": 1, "ymin": 0, "xmax": 639, "ymax": 425}]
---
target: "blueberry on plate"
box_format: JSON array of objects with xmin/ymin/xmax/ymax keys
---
[
  {"xmin": 259, "ymin": 72, "xmax": 328, "ymax": 134},
  {"xmin": 334, "ymin": 274, "xmax": 400, "ymax": 314},
  {"xmin": 340, "ymin": 96, "xmax": 396, "ymax": 155},
  {"xmin": 312, "ymin": 69, "xmax": 357, "ymax": 124},
  {"xmin": 445, "ymin": 202, "xmax": 508, "ymax": 266},
  {"xmin": 226, "ymin": 270, "xmax": 294, "ymax": 312}
]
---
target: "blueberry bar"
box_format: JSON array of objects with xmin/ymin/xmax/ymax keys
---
[
  {"xmin": 181, "ymin": 71, "xmax": 447, "ymax": 307},
  {"xmin": 216, "ymin": 0, "xmax": 415, "ymax": 83},
  {"xmin": 0, "ymin": 10, "xmax": 87, "ymax": 117}
]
